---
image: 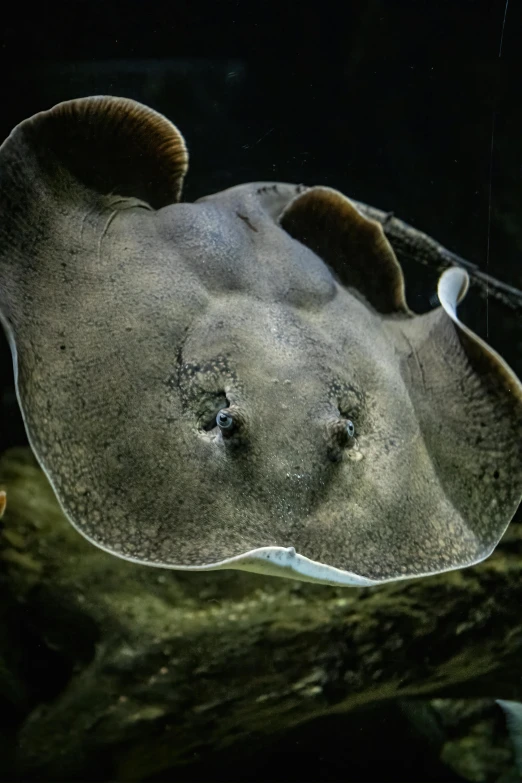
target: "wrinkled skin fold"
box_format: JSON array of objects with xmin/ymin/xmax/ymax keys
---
[{"xmin": 0, "ymin": 96, "xmax": 521, "ymax": 586}]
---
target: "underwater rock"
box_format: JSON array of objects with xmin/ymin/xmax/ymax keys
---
[
  {"xmin": 431, "ymin": 699, "xmax": 521, "ymax": 783},
  {"xmin": 0, "ymin": 448, "xmax": 521, "ymax": 781}
]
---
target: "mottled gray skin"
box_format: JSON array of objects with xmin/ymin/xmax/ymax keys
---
[{"xmin": 0, "ymin": 96, "xmax": 521, "ymax": 583}]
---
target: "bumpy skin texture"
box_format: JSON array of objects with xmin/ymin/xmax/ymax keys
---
[{"xmin": 0, "ymin": 96, "xmax": 521, "ymax": 584}]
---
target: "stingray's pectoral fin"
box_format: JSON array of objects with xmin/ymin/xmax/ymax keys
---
[
  {"xmin": 273, "ymin": 185, "xmax": 522, "ymax": 582},
  {"xmin": 0, "ymin": 95, "xmax": 189, "ymax": 322},
  {"xmin": 2, "ymin": 95, "xmax": 189, "ymax": 208},
  {"xmin": 279, "ymin": 185, "xmax": 410, "ymax": 315},
  {"xmin": 390, "ymin": 264, "xmax": 522, "ymax": 572}
]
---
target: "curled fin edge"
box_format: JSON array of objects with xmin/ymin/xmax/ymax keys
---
[{"xmin": 437, "ymin": 266, "xmax": 522, "ymax": 405}]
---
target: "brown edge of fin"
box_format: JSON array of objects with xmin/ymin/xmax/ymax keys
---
[
  {"xmin": 4, "ymin": 96, "xmax": 189, "ymax": 209},
  {"xmin": 280, "ymin": 186, "xmax": 411, "ymax": 315}
]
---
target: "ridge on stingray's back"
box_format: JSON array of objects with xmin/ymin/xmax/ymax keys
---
[{"xmin": 0, "ymin": 95, "xmax": 521, "ymax": 587}]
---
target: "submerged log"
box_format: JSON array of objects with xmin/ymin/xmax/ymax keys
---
[
  {"xmin": 0, "ymin": 446, "xmax": 521, "ymax": 781},
  {"xmin": 354, "ymin": 199, "xmax": 522, "ymax": 312}
]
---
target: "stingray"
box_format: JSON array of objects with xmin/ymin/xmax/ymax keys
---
[{"xmin": 0, "ymin": 96, "xmax": 521, "ymax": 587}]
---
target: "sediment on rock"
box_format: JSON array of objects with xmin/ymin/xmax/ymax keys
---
[{"xmin": 0, "ymin": 448, "xmax": 521, "ymax": 781}]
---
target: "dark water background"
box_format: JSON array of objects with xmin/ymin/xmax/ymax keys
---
[{"xmin": 0, "ymin": 2, "xmax": 520, "ymax": 780}]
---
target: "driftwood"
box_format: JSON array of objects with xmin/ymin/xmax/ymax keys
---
[
  {"xmin": 355, "ymin": 200, "xmax": 522, "ymax": 312},
  {"xmin": 0, "ymin": 448, "xmax": 521, "ymax": 781},
  {"xmin": 0, "ymin": 216, "xmax": 521, "ymax": 782}
]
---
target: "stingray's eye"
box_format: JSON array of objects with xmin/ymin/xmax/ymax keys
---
[
  {"xmin": 216, "ymin": 409, "xmax": 235, "ymax": 430},
  {"xmin": 326, "ymin": 417, "xmax": 356, "ymax": 457}
]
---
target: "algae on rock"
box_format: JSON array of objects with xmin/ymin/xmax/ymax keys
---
[{"xmin": 0, "ymin": 447, "xmax": 521, "ymax": 781}]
